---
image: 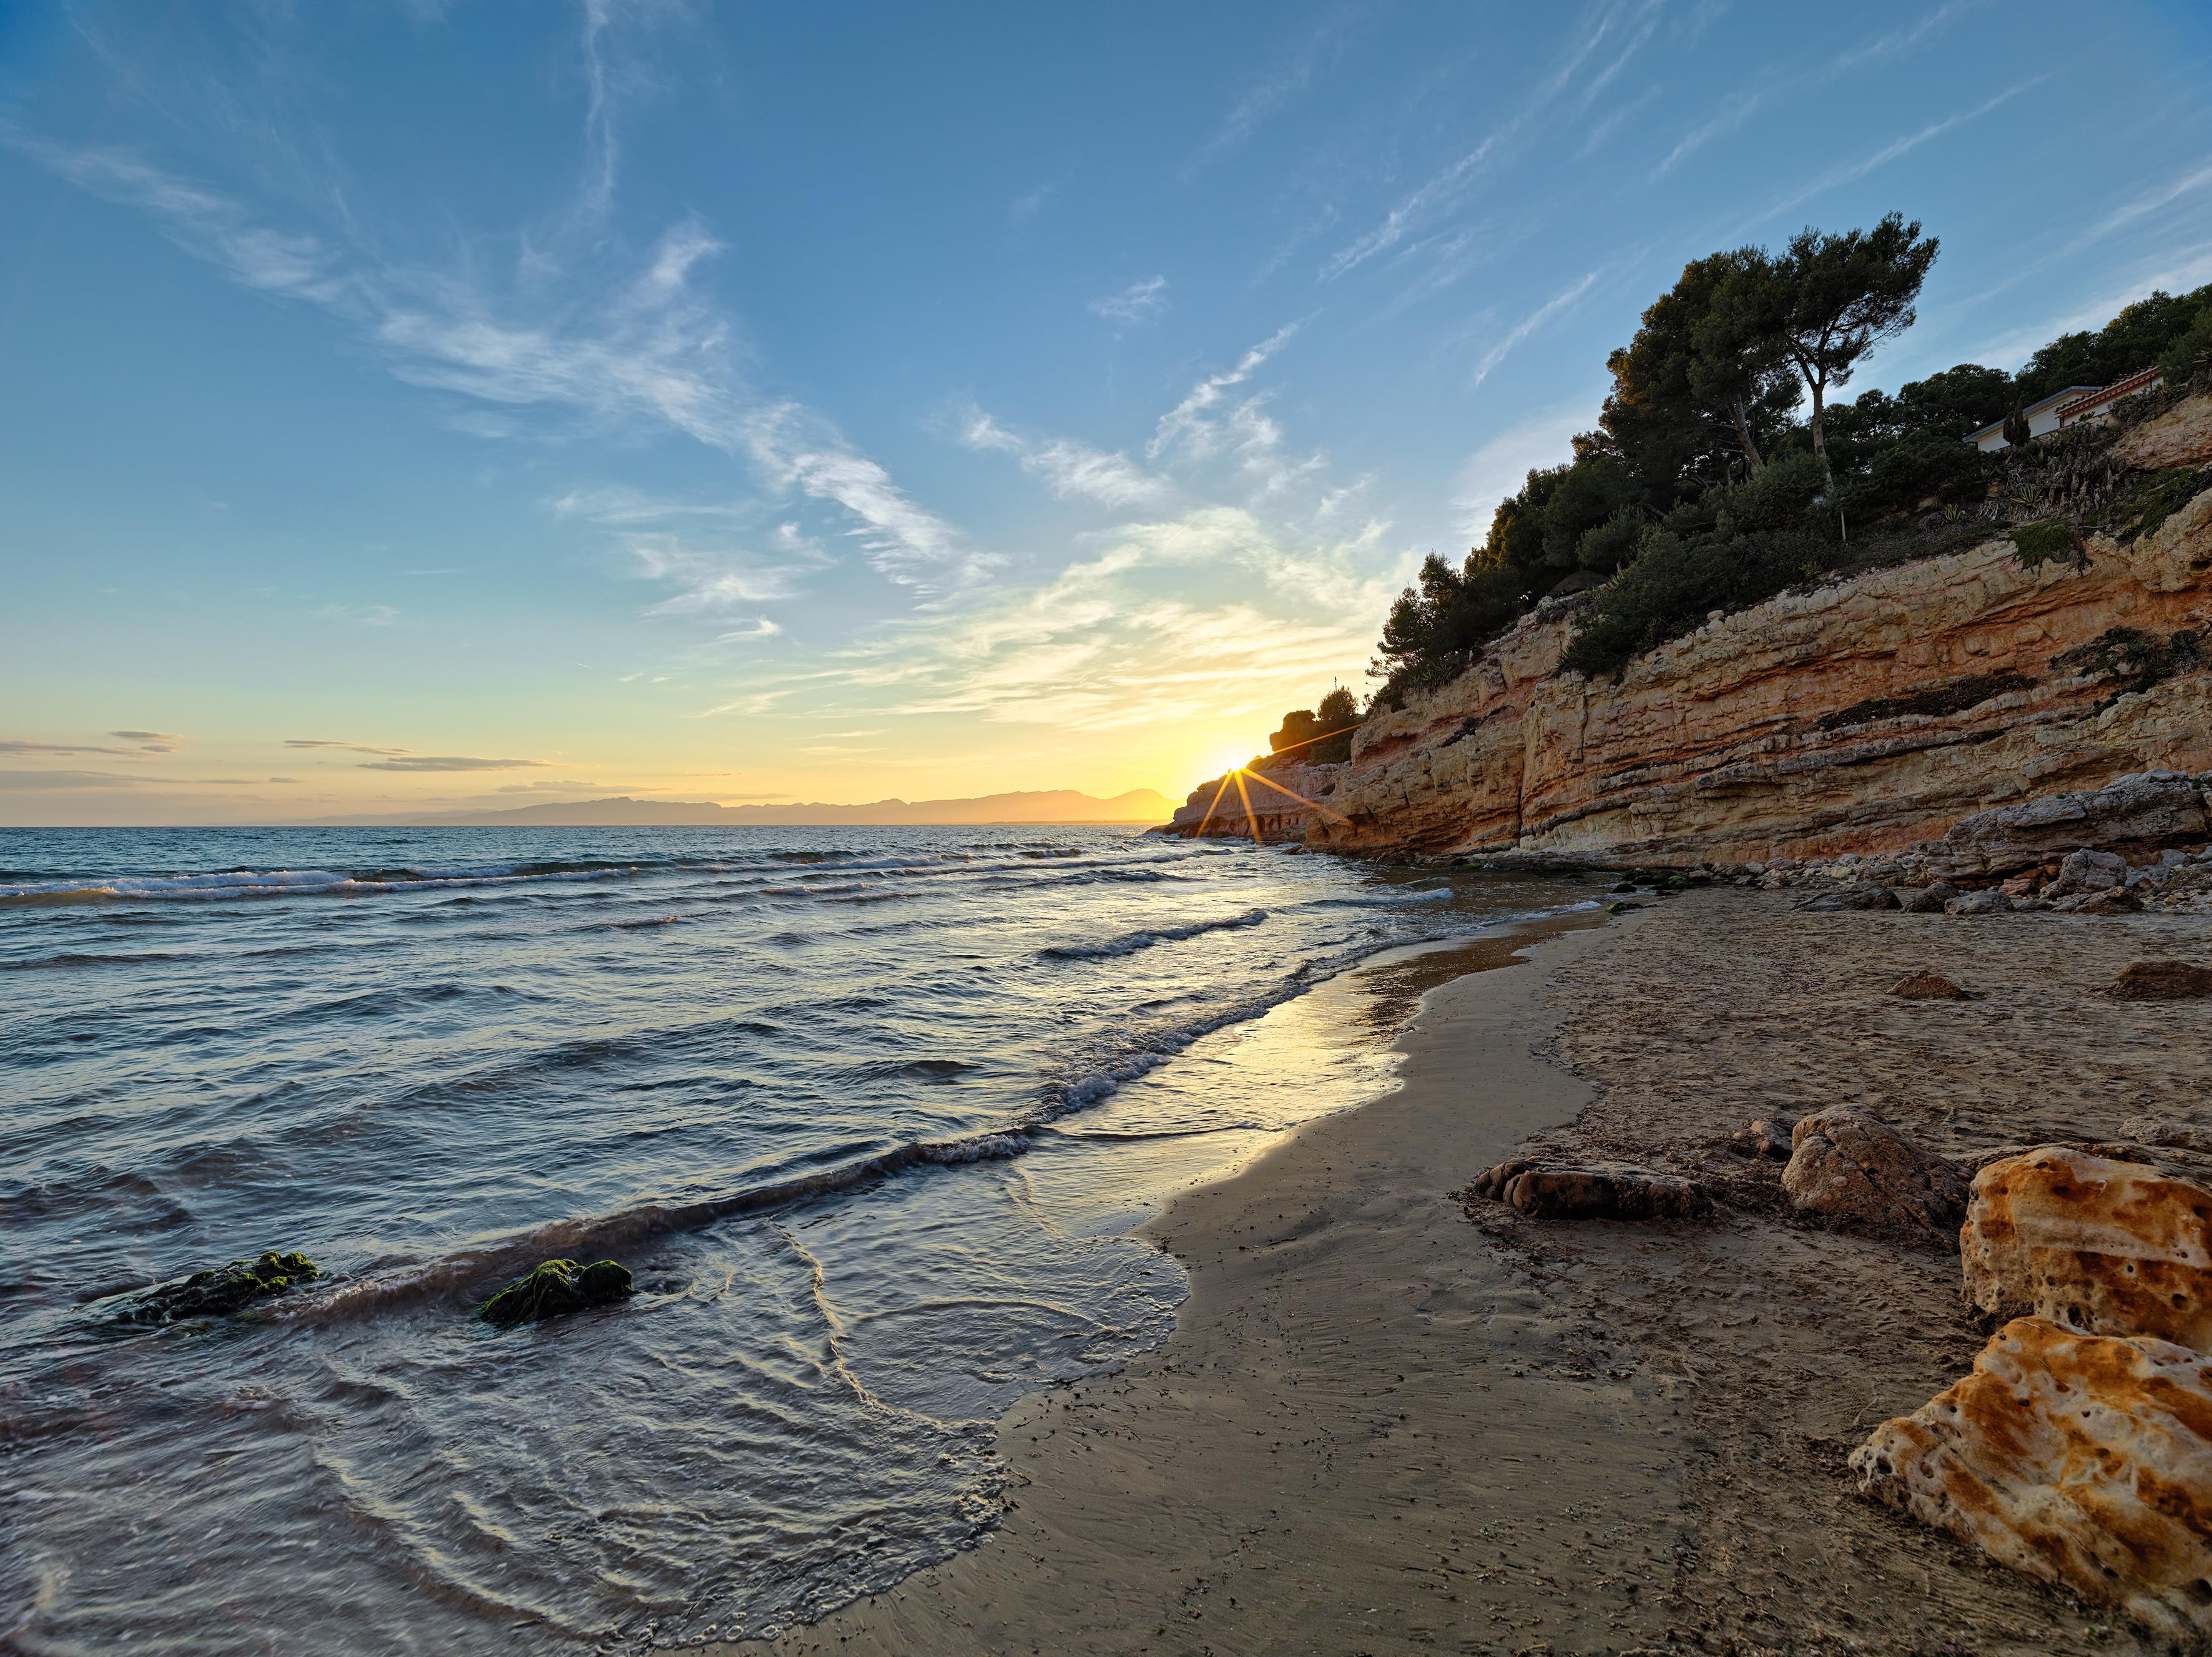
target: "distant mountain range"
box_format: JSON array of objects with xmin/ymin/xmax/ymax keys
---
[{"xmin": 314, "ymin": 788, "xmax": 1177, "ymax": 827}]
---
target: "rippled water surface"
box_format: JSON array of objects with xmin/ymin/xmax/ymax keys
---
[{"xmin": 0, "ymin": 825, "xmax": 1592, "ymax": 1651}]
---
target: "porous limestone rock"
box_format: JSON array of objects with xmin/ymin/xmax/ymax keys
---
[
  {"xmin": 1849, "ymin": 1316, "xmax": 2212, "ymax": 1643},
  {"xmin": 2105, "ymin": 959, "xmax": 2212, "ymax": 999},
  {"xmin": 1782, "ymin": 1108, "xmax": 1967, "ymax": 1234},
  {"xmin": 1962, "ymin": 1146, "xmax": 2212, "ymax": 1350},
  {"xmin": 1944, "ymin": 889, "xmax": 2013, "ymax": 916}
]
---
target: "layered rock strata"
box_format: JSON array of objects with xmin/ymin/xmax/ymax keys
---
[
  {"xmin": 1161, "ymin": 759, "xmax": 1347, "ymax": 841},
  {"xmin": 1289, "ymin": 410, "xmax": 2212, "ymax": 865}
]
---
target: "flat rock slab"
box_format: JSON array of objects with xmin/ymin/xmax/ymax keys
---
[
  {"xmin": 1465, "ymin": 1158, "xmax": 1711, "ymax": 1221},
  {"xmin": 1962, "ymin": 1146, "xmax": 2212, "ymax": 1350},
  {"xmin": 1850, "ymin": 1316, "xmax": 2212, "ymax": 1643},
  {"xmin": 1783, "ymin": 1107, "xmax": 1967, "ymax": 1235}
]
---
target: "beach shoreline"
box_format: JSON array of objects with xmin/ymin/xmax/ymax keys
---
[
  {"xmin": 717, "ymin": 887, "xmax": 2212, "ymax": 1656},
  {"xmin": 717, "ymin": 906, "xmax": 1699, "ymax": 1656}
]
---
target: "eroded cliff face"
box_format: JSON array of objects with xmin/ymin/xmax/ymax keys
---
[{"xmin": 1305, "ymin": 408, "xmax": 2212, "ymax": 865}]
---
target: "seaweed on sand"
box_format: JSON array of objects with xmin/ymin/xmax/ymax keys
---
[{"xmin": 478, "ymin": 1258, "xmax": 635, "ymax": 1330}]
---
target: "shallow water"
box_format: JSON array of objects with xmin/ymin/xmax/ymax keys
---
[{"xmin": 0, "ymin": 825, "xmax": 1593, "ymax": 1652}]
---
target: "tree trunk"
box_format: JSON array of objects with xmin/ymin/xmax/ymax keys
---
[
  {"xmin": 1732, "ymin": 399, "xmax": 1765, "ymax": 472},
  {"xmin": 1807, "ymin": 376, "xmax": 1827, "ymax": 458}
]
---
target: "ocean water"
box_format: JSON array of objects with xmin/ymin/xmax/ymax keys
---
[{"xmin": 0, "ymin": 825, "xmax": 1593, "ymax": 1653}]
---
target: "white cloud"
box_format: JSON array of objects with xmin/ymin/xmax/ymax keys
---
[
  {"xmin": 1470, "ymin": 270, "xmax": 1600, "ymax": 388},
  {"xmin": 1187, "ymin": 9, "xmax": 1361, "ymax": 172},
  {"xmin": 1737, "ymin": 77, "xmax": 2045, "ymax": 232},
  {"xmin": 1453, "ymin": 400, "xmax": 1598, "ymax": 539},
  {"xmin": 1148, "ymin": 324, "xmax": 1300, "ymax": 462},
  {"xmin": 957, "ymin": 405, "xmax": 1175, "ymax": 510},
  {"xmin": 1088, "ymin": 275, "xmax": 1171, "ymax": 327}
]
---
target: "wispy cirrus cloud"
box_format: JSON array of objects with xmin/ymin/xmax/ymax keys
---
[
  {"xmin": 958, "ymin": 408, "xmax": 1176, "ymax": 511},
  {"xmin": 1186, "ymin": 7, "xmax": 1363, "ymax": 175},
  {"xmin": 110, "ymin": 729, "xmax": 185, "ymax": 752},
  {"xmin": 357, "ymin": 755, "xmax": 551, "ymax": 772},
  {"xmin": 1323, "ymin": 0, "xmax": 1656, "ymax": 281},
  {"xmin": 1148, "ymin": 324, "xmax": 1300, "ymax": 463},
  {"xmin": 285, "ymin": 738, "xmax": 411, "ymax": 756},
  {"xmin": 1470, "ymin": 270, "xmax": 1600, "ymax": 388},
  {"xmin": 1735, "ymin": 77, "xmax": 2046, "ymax": 233},
  {"xmin": 1088, "ymin": 275, "xmax": 1171, "ymax": 328},
  {"xmin": 13, "ymin": 134, "xmax": 979, "ymax": 595},
  {"xmin": 1, "ymin": 738, "xmax": 149, "ymax": 758}
]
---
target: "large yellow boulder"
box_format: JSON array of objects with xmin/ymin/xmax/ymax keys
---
[
  {"xmin": 1851, "ymin": 1317, "xmax": 2212, "ymax": 1641},
  {"xmin": 1962, "ymin": 1146, "xmax": 2212, "ymax": 1351}
]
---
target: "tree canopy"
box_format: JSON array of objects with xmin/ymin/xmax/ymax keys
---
[{"xmin": 1362, "ymin": 219, "xmax": 2212, "ymax": 706}]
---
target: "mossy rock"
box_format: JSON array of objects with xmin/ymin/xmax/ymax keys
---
[
  {"xmin": 120, "ymin": 1251, "xmax": 322, "ymax": 1324},
  {"xmin": 479, "ymin": 1258, "xmax": 634, "ymax": 1330}
]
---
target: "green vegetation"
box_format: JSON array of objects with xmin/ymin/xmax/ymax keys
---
[
  {"xmin": 120, "ymin": 1251, "xmax": 322, "ymax": 1324},
  {"xmin": 479, "ymin": 1257, "xmax": 635, "ymax": 1330},
  {"xmin": 1810, "ymin": 671, "xmax": 2033, "ymax": 732},
  {"xmin": 2008, "ymin": 519, "xmax": 2083, "ymax": 569},
  {"xmin": 2051, "ymin": 627, "xmax": 2206, "ymax": 694},
  {"xmin": 1260, "ymin": 686, "xmax": 1362, "ymax": 767},
  {"xmin": 1366, "ymin": 215, "xmax": 2212, "ymax": 699}
]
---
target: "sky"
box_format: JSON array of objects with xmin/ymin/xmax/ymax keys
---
[{"xmin": 3, "ymin": 0, "xmax": 2211, "ymax": 825}]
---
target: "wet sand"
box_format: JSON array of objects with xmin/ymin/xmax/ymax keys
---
[{"xmin": 713, "ymin": 890, "xmax": 2212, "ymax": 1656}]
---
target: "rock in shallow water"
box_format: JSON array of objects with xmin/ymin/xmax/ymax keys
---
[
  {"xmin": 115, "ymin": 1251, "xmax": 322, "ymax": 1324},
  {"xmin": 1782, "ymin": 1108, "xmax": 1966, "ymax": 1235},
  {"xmin": 1849, "ymin": 1316, "xmax": 2212, "ymax": 1643},
  {"xmin": 1962, "ymin": 1146, "xmax": 2212, "ymax": 1351},
  {"xmin": 479, "ymin": 1258, "xmax": 636, "ymax": 1330}
]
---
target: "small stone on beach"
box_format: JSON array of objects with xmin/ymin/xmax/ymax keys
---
[{"xmin": 1889, "ymin": 971, "xmax": 1978, "ymax": 1000}]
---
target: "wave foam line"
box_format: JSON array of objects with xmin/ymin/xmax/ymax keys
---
[{"xmin": 1040, "ymin": 908, "xmax": 1267, "ymax": 961}]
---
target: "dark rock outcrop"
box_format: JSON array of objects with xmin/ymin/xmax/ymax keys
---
[
  {"xmin": 115, "ymin": 1251, "xmax": 322, "ymax": 1324},
  {"xmin": 479, "ymin": 1258, "xmax": 636, "ymax": 1330},
  {"xmin": 1466, "ymin": 1159, "xmax": 1711, "ymax": 1221},
  {"xmin": 1781, "ymin": 1108, "xmax": 1967, "ymax": 1235}
]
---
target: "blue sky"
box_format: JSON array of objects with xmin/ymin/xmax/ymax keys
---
[{"xmin": 3, "ymin": 0, "xmax": 2210, "ymax": 823}]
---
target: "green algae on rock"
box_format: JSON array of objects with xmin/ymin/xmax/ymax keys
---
[
  {"xmin": 121, "ymin": 1251, "xmax": 322, "ymax": 1324},
  {"xmin": 478, "ymin": 1258, "xmax": 635, "ymax": 1330}
]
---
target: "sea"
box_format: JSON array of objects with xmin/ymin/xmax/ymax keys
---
[{"xmin": 0, "ymin": 825, "xmax": 1596, "ymax": 1653}]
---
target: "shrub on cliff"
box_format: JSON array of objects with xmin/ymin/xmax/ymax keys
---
[{"xmin": 1560, "ymin": 525, "xmax": 1831, "ymax": 677}]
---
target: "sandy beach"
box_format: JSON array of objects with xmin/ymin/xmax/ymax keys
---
[{"xmin": 717, "ymin": 890, "xmax": 2212, "ymax": 1657}]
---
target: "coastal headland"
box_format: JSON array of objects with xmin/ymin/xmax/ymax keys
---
[{"xmin": 723, "ymin": 892, "xmax": 2211, "ymax": 1656}]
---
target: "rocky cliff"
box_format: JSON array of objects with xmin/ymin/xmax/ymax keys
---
[{"xmin": 1282, "ymin": 398, "xmax": 2212, "ymax": 866}]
